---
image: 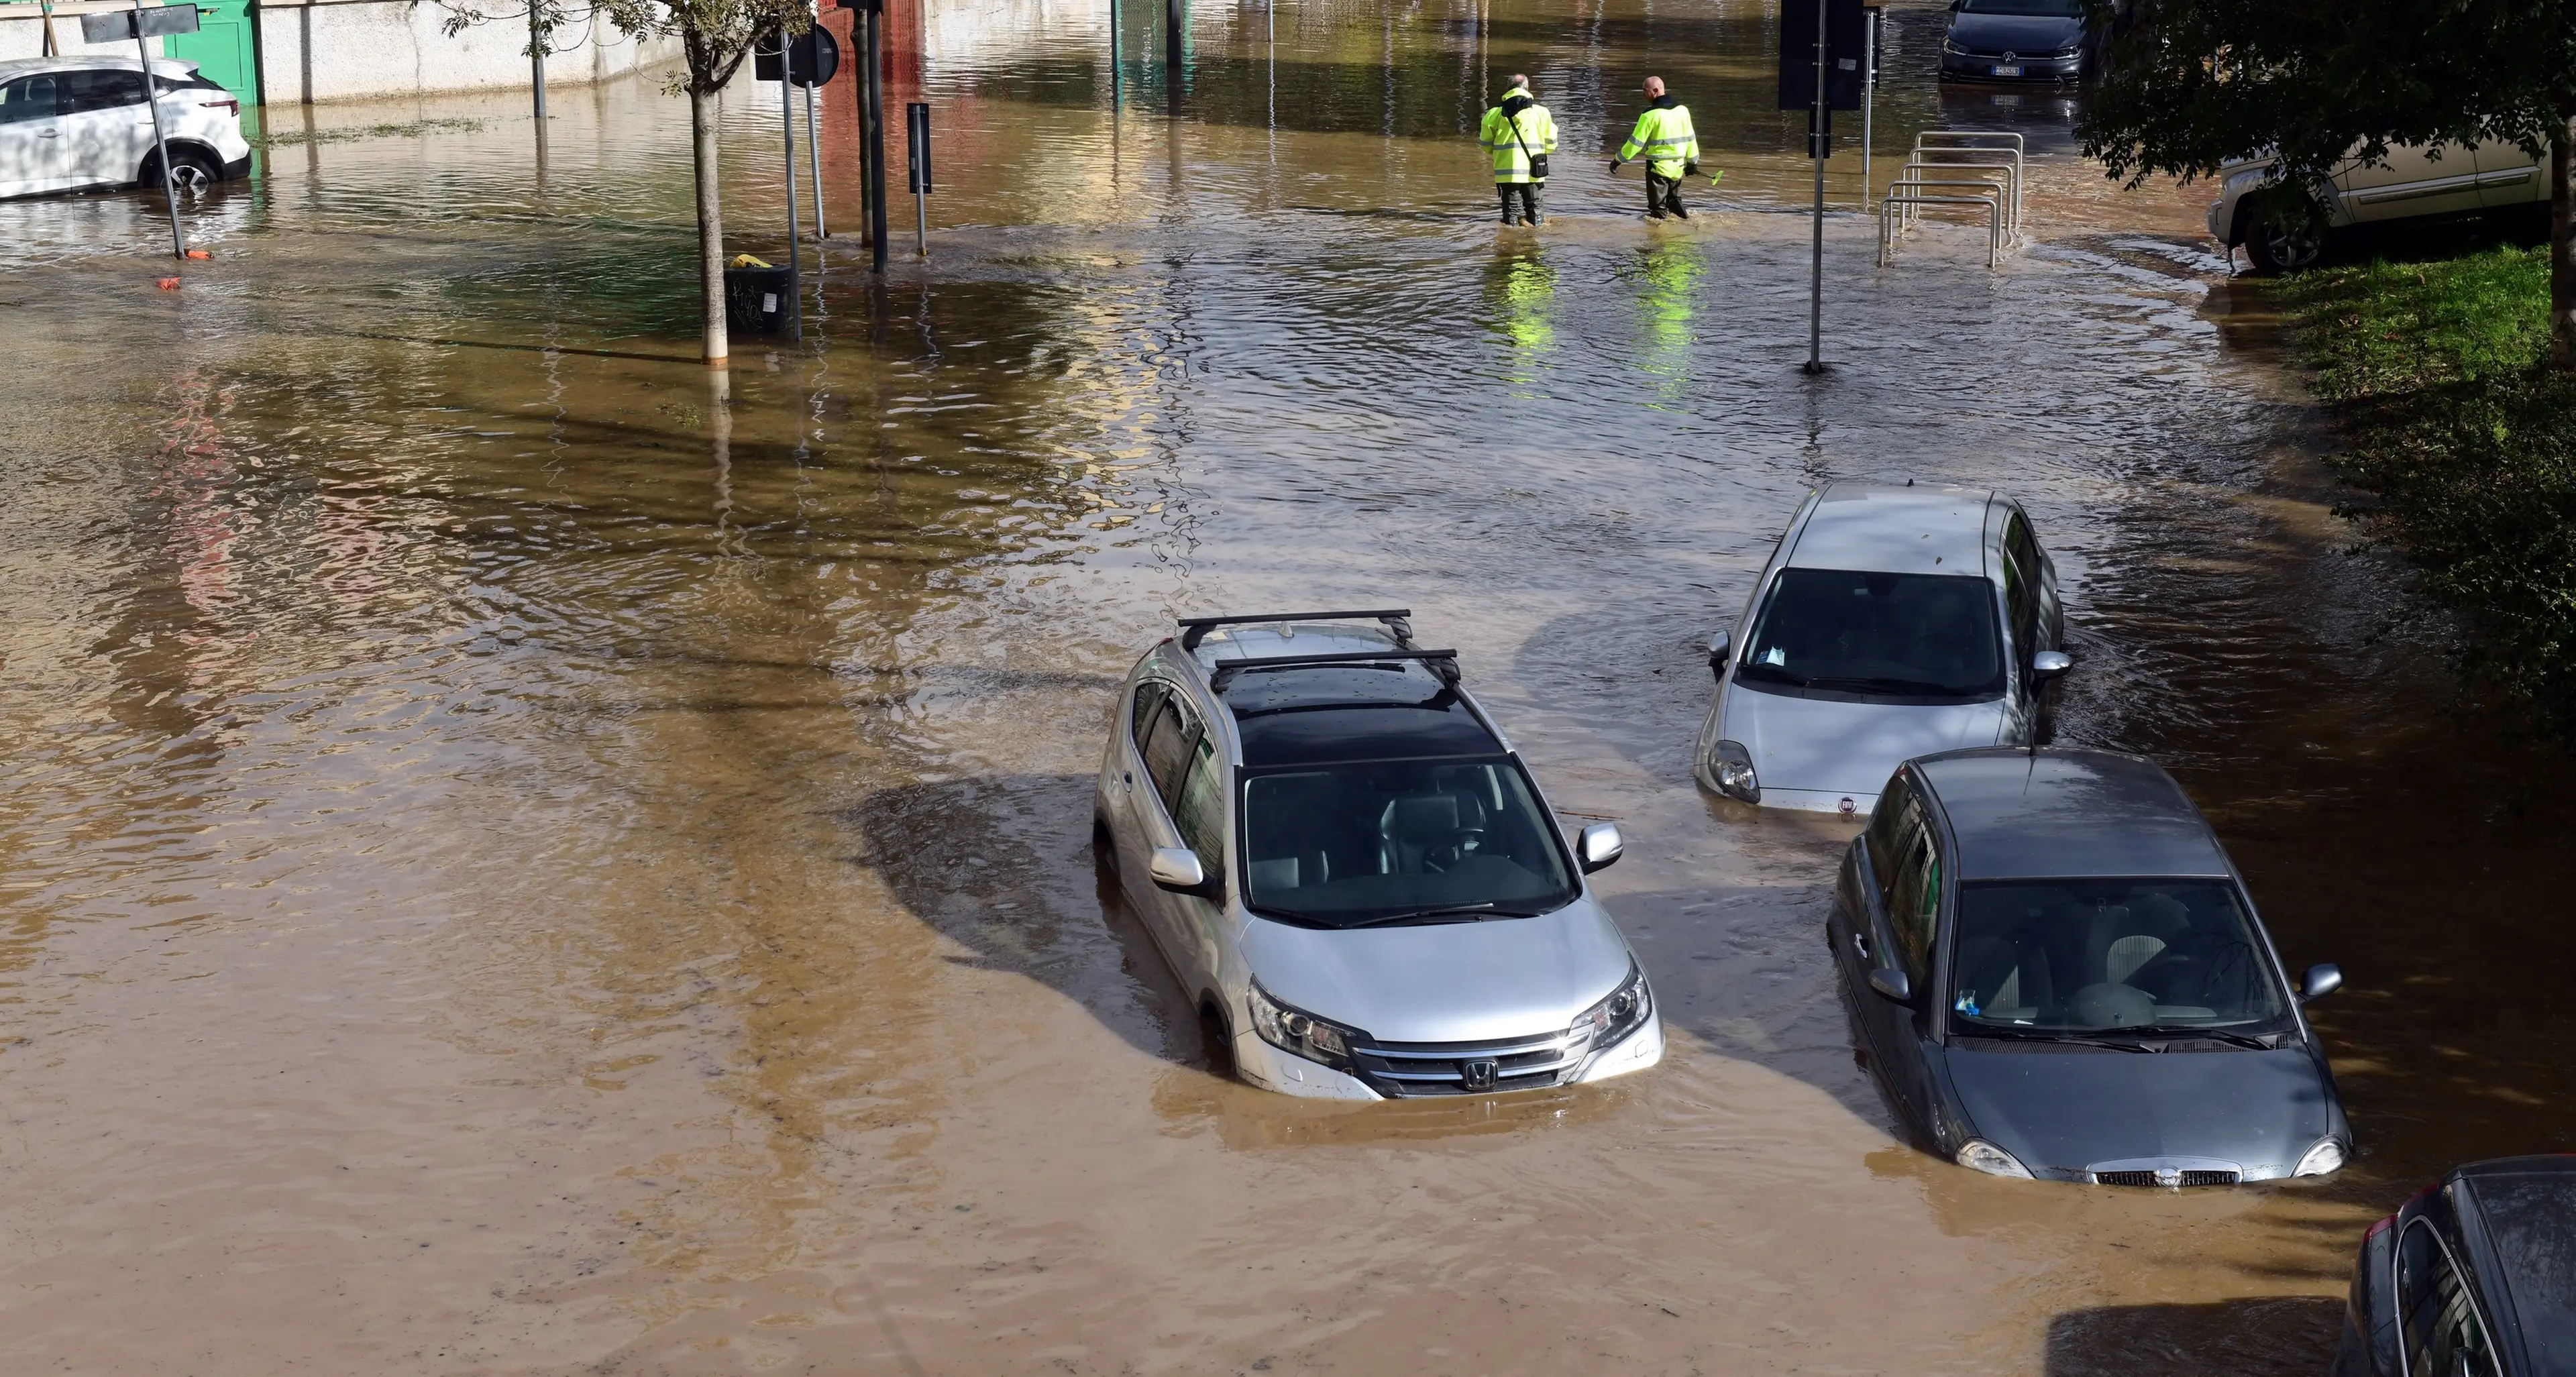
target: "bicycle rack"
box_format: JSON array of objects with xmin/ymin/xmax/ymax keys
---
[
  {"xmin": 1879, "ymin": 184, "xmax": 2004, "ymax": 268},
  {"xmin": 1879, "ymin": 130, "xmax": 2026, "ymax": 266}
]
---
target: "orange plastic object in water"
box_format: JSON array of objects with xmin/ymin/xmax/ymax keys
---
[
  {"xmin": 184, "ymin": 250, "xmax": 213, "ymax": 260},
  {"xmin": 156, "ymin": 276, "xmax": 181, "ymax": 289}
]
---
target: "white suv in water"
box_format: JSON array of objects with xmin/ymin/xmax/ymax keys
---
[
  {"xmin": 0, "ymin": 56, "xmax": 252, "ymax": 200},
  {"xmin": 1695, "ymin": 482, "xmax": 2072, "ymax": 816},
  {"xmin": 1095, "ymin": 610, "xmax": 1662, "ymax": 1099}
]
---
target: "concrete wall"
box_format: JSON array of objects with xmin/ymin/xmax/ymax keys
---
[{"xmin": 0, "ymin": 0, "xmax": 681, "ymax": 103}]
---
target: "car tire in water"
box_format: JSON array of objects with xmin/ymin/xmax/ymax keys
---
[
  {"xmin": 2241, "ymin": 204, "xmax": 2324, "ymax": 274},
  {"xmin": 144, "ymin": 147, "xmax": 223, "ymax": 200}
]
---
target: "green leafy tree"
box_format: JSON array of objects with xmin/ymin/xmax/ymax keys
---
[
  {"xmin": 2080, "ymin": 0, "xmax": 2576, "ymax": 368},
  {"xmin": 593, "ymin": 0, "xmax": 812, "ymax": 364}
]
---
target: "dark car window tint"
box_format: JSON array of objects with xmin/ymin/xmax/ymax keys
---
[
  {"xmin": 1864, "ymin": 774, "xmax": 1915, "ymax": 884},
  {"xmin": 1239, "ymin": 756, "xmax": 1576, "ymax": 928},
  {"xmin": 1957, "ymin": 0, "xmax": 2084, "ymax": 12},
  {"xmin": 1738, "ymin": 569, "xmax": 2004, "ymax": 699},
  {"xmin": 2475, "ymin": 1174, "xmax": 2576, "ymax": 1372},
  {"xmin": 1951, "ymin": 879, "xmax": 2288, "ymax": 1032},
  {"xmin": 1140, "ymin": 696, "xmax": 1200, "ymax": 814},
  {"xmin": 58, "ymin": 68, "xmax": 146, "ymax": 114},
  {"xmin": 1173, "ymin": 734, "xmax": 1225, "ymax": 871},
  {"xmin": 1130, "ymin": 678, "xmax": 1169, "ymax": 746},
  {"xmin": 1886, "ymin": 812, "xmax": 1939, "ymax": 978},
  {"xmin": 0, "ymin": 75, "xmax": 61, "ymax": 123},
  {"xmin": 2001, "ymin": 523, "xmax": 2039, "ymax": 662},
  {"xmin": 2400, "ymin": 1219, "xmax": 2500, "ymax": 1377}
]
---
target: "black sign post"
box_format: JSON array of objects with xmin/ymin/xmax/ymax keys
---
[
  {"xmin": 905, "ymin": 103, "xmax": 932, "ymax": 257},
  {"xmin": 1778, "ymin": 0, "xmax": 1865, "ymax": 373},
  {"xmin": 83, "ymin": 0, "xmax": 197, "ymax": 258},
  {"xmin": 754, "ymin": 31, "xmax": 807, "ymax": 341}
]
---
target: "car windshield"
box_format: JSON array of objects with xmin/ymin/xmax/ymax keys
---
[
  {"xmin": 1239, "ymin": 755, "xmax": 1578, "ymax": 928},
  {"xmin": 1736, "ymin": 568, "xmax": 2004, "ymax": 699},
  {"xmin": 1957, "ymin": 0, "xmax": 2085, "ymax": 15},
  {"xmin": 1949, "ymin": 879, "xmax": 2290, "ymax": 1034}
]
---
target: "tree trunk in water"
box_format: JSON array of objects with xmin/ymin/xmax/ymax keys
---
[
  {"xmin": 692, "ymin": 88, "xmax": 728, "ymax": 366},
  {"xmin": 2553, "ymin": 119, "xmax": 2576, "ymax": 372}
]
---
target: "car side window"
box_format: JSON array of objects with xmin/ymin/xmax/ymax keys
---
[
  {"xmin": 1140, "ymin": 693, "xmax": 1202, "ymax": 816},
  {"xmin": 2008, "ymin": 510, "xmax": 2059, "ymax": 639},
  {"xmin": 58, "ymin": 69, "xmax": 146, "ymax": 115},
  {"xmin": 1885, "ymin": 808, "xmax": 1942, "ymax": 979},
  {"xmin": 1129, "ymin": 678, "xmax": 1169, "ymax": 747},
  {"xmin": 1864, "ymin": 775, "xmax": 1915, "ymax": 891},
  {"xmin": 1171, "ymin": 734, "xmax": 1225, "ymax": 874},
  {"xmin": 0, "ymin": 75, "xmax": 62, "ymax": 124},
  {"xmin": 2398, "ymin": 1219, "xmax": 2498, "ymax": 1377},
  {"xmin": 2000, "ymin": 519, "xmax": 2040, "ymax": 661}
]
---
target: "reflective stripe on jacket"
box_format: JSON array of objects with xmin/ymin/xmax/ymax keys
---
[
  {"xmin": 1617, "ymin": 97, "xmax": 1698, "ymax": 178},
  {"xmin": 1478, "ymin": 96, "xmax": 1558, "ymax": 184}
]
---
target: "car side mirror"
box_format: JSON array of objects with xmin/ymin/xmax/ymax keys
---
[
  {"xmin": 2299, "ymin": 963, "xmax": 2343, "ymax": 1003},
  {"xmin": 1868, "ymin": 968, "xmax": 1915, "ymax": 1005},
  {"xmin": 1149, "ymin": 846, "xmax": 1212, "ymax": 895},
  {"xmin": 1707, "ymin": 629, "xmax": 1732, "ymax": 678},
  {"xmin": 2031, "ymin": 650, "xmax": 2073, "ymax": 681},
  {"xmin": 1576, "ymin": 822, "xmax": 1623, "ymax": 874}
]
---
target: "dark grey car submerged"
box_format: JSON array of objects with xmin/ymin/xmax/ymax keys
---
[
  {"xmin": 1939, "ymin": 0, "xmax": 2095, "ymax": 85},
  {"xmin": 1829, "ymin": 748, "xmax": 2353, "ymax": 1184}
]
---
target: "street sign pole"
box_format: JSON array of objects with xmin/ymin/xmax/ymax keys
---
[
  {"xmin": 1108, "ymin": 0, "xmax": 1121, "ymax": 111},
  {"xmin": 775, "ymin": 34, "xmax": 803, "ymax": 341},
  {"xmin": 906, "ymin": 101, "xmax": 930, "ymax": 256},
  {"xmin": 1860, "ymin": 6, "xmax": 1879, "ymax": 211},
  {"xmin": 804, "ymin": 79, "xmax": 824, "ymax": 239},
  {"xmin": 133, "ymin": 0, "xmax": 183, "ymax": 258},
  {"xmin": 1806, "ymin": 0, "xmax": 1826, "ymax": 374},
  {"xmin": 863, "ymin": 2, "xmax": 887, "ymax": 273}
]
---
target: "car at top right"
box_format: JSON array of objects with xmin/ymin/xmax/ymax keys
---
[{"xmin": 2334, "ymin": 1156, "xmax": 2576, "ymax": 1377}]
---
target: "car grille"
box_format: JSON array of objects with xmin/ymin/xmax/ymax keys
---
[
  {"xmin": 2093, "ymin": 1168, "xmax": 2241, "ymax": 1188},
  {"xmin": 1349, "ymin": 1029, "xmax": 1589, "ymax": 1097}
]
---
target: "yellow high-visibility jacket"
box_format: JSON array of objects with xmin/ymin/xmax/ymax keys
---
[
  {"xmin": 1478, "ymin": 95, "xmax": 1558, "ymax": 184},
  {"xmin": 1617, "ymin": 97, "xmax": 1699, "ymax": 178}
]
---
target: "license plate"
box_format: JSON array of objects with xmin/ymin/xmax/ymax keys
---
[{"xmin": 1991, "ymin": 64, "xmax": 2022, "ymax": 76}]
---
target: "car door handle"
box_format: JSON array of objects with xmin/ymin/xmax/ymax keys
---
[
  {"xmin": 37, "ymin": 129, "xmax": 59, "ymax": 137},
  {"xmin": 1121, "ymin": 771, "xmax": 1134, "ymax": 791},
  {"xmin": 1851, "ymin": 930, "xmax": 1872, "ymax": 961}
]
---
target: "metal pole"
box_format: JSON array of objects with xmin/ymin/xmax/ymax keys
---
[
  {"xmin": 778, "ymin": 35, "xmax": 803, "ymax": 340},
  {"xmin": 131, "ymin": 0, "xmax": 184, "ymax": 258},
  {"xmin": 864, "ymin": 3, "xmax": 887, "ymax": 273},
  {"xmin": 1109, "ymin": 0, "xmax": 1121, "ymax": 111},
  {"xmin": 804, "ymin": 79, "xmax": 824, "ymax": 239},
  {"xmin": 1804, "ymin": 0, "xmax": 1826, "ymax": 373},
  {"xmin": 906, "ymin": 101, "xmax": 928, "ymax": 257},
  {"xmin": 1860, "ymin": 9, "xmax": 1875, "ymax": 211},
  {"xmin": 1164, "ymin": 0, "xmax": 1179, "ymax": 68},
  {"xmin": 529, "ymin": 1, "xmax": 546, "ymax": 132}
]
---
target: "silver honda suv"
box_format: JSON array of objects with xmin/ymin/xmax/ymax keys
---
[{"xmin": 1093, "ymin": 610, "xmax": 1663, "ymax": 1099}]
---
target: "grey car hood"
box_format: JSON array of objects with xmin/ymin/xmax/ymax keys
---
[
  {"xmin": 1946, "ymin": 1044, "xmax": 2338, "ymax": 1180},
  {"xmin": 1723, "ymin": 681, "xmax": 2005, "ymax": 797},
  {"xmin": 1242, "ymin": 897, "xmax": 1635, "ymax": 1045}
]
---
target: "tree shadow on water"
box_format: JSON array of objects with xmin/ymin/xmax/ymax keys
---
[
  {"xmin": 844, "ymin": 772, "xmax": 1223, "ymax": 1074},
  {"xmin": 2044, "ymin": 1297, "xmax": 2345, "ymax": 1377}
]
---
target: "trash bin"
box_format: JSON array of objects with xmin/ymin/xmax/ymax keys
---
[{"xmin": 723, "ymin": 262, "xmax": 792, "ymax": 335}]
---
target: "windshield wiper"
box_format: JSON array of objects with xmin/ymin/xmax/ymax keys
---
[
  {"xmin": 1959, "ymin": 1028, "xmax": 2159, "ymax": 1053},
  {"xmin": 1339, "ymin": 902, "xmax": 1545, "ymax": 929},
  {"xmin": 2137, "ymin": 1026, "xmax": 2279, "ymax": 1050}
]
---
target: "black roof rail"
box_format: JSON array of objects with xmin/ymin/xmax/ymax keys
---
[
  {"xmin": 1208, "ymin": 648, "xmax": 1458, "ymax": 694},
  {"xmin": 1177, "ymin": 608, "xmax": 1413, "ymax": 652}
]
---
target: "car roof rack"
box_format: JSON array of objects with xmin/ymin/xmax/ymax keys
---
[
  {"xmin": 1208, "ymin": 648, "xmax": 1458, "ymax": 694},
  {"xmin": 1175, "ymin": 608, "xmax": 1413, "ymax": 653}
]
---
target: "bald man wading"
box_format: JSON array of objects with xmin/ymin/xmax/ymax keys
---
[{"xmin": 1611, "ymin": 76, "xmax": 1701, "ymax": 221}]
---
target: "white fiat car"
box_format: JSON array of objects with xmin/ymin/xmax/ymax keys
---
[
  {"xmin": 0, "ymin": 56, "xmax": 251, "ymax": 200},
  {"xmin": 1695, "ymin": 482, "xmax": 2071, "ymax": 817},
  {"xmin": 1095, "ymin": 609, "xmax": 1662, "ymax": 1099}
]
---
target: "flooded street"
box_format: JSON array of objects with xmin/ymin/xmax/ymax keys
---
[{"xmin": 4, "ymin": 0, "xmax": 2574, "ymax": 1372}]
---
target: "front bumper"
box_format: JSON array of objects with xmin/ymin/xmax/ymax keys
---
[
  {"xmin": 1233, "ymin": 1014, "xmax": 1664, "ymax": 1101},
  {"xmin": 1939, "ymin": 53, "xmax": 2082, "ymax": 82}
]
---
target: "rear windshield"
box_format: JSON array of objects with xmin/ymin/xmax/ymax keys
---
[
  {"xmin": 1950, "ymin": 879, "xmax": 2290, "ymax": 1035},
  {"xmin": 1239, "ymin": 755, "xmax": 1576, "ymax": 928},
  {"xmin": 2476, "ymin": 1174, "xmax": 2576, "ymax": 1374},
  {"xmin": 1957, "ymin": 0, "xmax": 2086, "ymax": 15},
  {"xmin": 1737, "ymin": 568, "xmax": 2004, "ymax": 700}
]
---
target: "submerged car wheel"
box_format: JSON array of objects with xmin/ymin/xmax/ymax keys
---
[
  {"xmin": 147, "ymin": 148, "xmax": 223, "ymax": 201},
  {"xmin": 2244, "ymin": 217, "xmax": 2323, "ymax": 274}
]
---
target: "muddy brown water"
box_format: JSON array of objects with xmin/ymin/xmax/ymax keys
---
[{"xmin": 5, "ymin": 1, "xmax": 2574, "ymax": 1372}]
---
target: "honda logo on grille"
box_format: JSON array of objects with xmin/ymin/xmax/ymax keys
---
[{"xmin": 1460, "ymin": 1059, "xmax": 1499, "ymax": 1091}]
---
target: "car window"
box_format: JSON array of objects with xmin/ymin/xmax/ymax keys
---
[
  {"xmin": 1951, "ymin": 879, "xmax": 2290, "ymax": 1032},
  {"xmin": 2001, "ymin": 519, "xmax": 2040, "ymax": 660},
  {"xmin": 1173, "ymin": 734, "xmax": 1226, "ymax": 872},
  {"xmin": 0, "ymin": 74, "xmax": 62, "ymax": 123},
  {"xmin": 58, "ymin": 68, "xmax": 146, "ymax": 115},
  {"xmin": 1885, "ymin": 807, "xmax": 1941, "ymax": 978},
  {"xmin": 1140, "ymin": 693, "xmax": 1201, "ymax": 814},
  {"xmin": 2400, "ymin": 1219, "xmax": 2499, "ymax": 1377},
  {"xmin": 1129, "ymin": 678, "xmax": 1169, "ymax": 747},
  {"xmin": 1238, "ymin": 755, "xmax": 1576, "ymax": 927},
  {"xmin": 1738, "ymin": 568, "xmax": 2005, "ymax": 700},
  {"xmin": 1864, "ymin": 773, "xmax": 1915, "ymax": 885}
]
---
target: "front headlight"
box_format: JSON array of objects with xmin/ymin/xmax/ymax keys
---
[
  {"xmin": 1956, "ymin": 1139, "xmax": 2035, "ymax": 1179},
  {"xmin": 1572, "ymin": 963, "xmax": 1654, "ymax": 1050},
  {"xmin": 1245, "ymin": 981, "xmax": 1360, "ymax": 1072},
  {"xmin": 2294, "ymin": 1138, "xmax": 2348, "ymax": 1177},
  {"xmin": 1711, "ymin": 739, "xmax": 1760, "ymax": 804},
  {"xmin": 1941, "ymin": 37, "xmax": 1964, "ymax": 54}
]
